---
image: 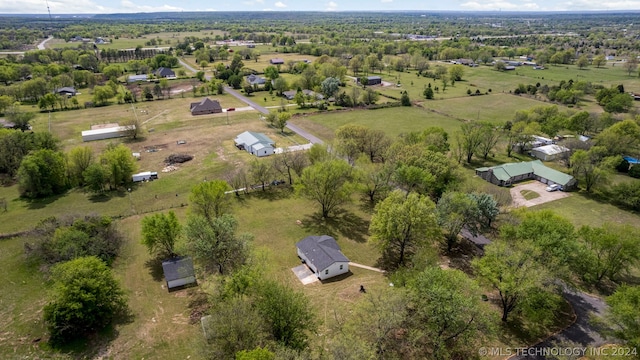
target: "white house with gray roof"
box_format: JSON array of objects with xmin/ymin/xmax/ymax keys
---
[
  {"xmin": 296, "ymin": 235, "xmax": 349, "ymax": 280},
  {"xmin": 234, "ymin": 131, "xmax": 275, "ymax": 157}
]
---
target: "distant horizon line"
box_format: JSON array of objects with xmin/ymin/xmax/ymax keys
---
[{"xmin": 2, "ymin": 9, "xmax": 640, "ymax": 16}]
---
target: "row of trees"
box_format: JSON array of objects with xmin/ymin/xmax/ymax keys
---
[{"xmin": 16, "ymin": 143, "xmax": 138, "ymax": 198}]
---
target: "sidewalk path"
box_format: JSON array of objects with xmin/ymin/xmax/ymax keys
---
[{"xmin": 349, "ymin": 262, "xmax": 385, "ymax": 273}]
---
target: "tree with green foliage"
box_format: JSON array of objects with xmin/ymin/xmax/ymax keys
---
[
  {"xmin": 423, "ymin": 83, "xmax": 434, "ymax": 99},
  {"xmin": 101, "ymin": 144, "xmax": 137, "ymax": 189},
  {"xmin": 320, "ymin": 76, "xmax": 340, "ymax": 99},
  {"xmin": 477, "ymin": 122, "xmax": 500, "ymax": 160},
  {"xmin": 83, "ymin": 163, "xmax": 108, "ymax": 193},
  {"xmin": 501, "ymin": 209, "xmax": 578, "ymax": 277},
  {"xmin": 67, "ymin": 146, "xmax": 93, "ymax": 187},
  {"xmin": 355, "ymin": 159, "xmax": 393, "ymax": 204},
  {"xmin": 593, "ymin": 54, "xmax": 606, "ymax": 68},
  {"xmin": 141, "ymin": 211, "xmax": 181, "ymax": 257},
  {"xmin": 295, "ymin": 159, "xmax": 354, "ymax": 218},
  {"xmin": 456, "ymin": 122, "xmax": 485, "ymax": 163},
  {"xmin": 469, "ymin": 192, "xmax": 500, "ymax": 229},
  {"xmin": 595, "ymin": 86, "xmax": 633, "ymax": 113},
  {"xmin": 236, "ymin": 347, "xmax": 275, "ymax": 360},
  {"xmin": 473, "ymin": 241, "xmax": 554, "ymax": 322},
  {"xmin": 271, "ymin": 149, "xmax": 308, "ymax": 185},
  {"xmin": 27, "ymin": 215, "xmax": 122, "ymax": 266},
  {"xmin": 273, "ymin": 77, "xmax": 288, "ymax": 95},
  {"xmin": 369, "ymin": 190, "xmax": 439, "ymax": 269},
  {"xmin": 605, "ymin": 285, "xmax": 640, "ymax": 349},
  {"xmin": 92, "ymin": 85, "xmax": 115, "ymax": 106},
  {"xmin": 595, "ymin": 119, "xmax": 640, "ymax": 156},
  {"xmin": 571, "ymin": 146, "xmax": 618, "ymax": 192},
  {"xmin": 189, "ymin": 179, "xmax": 232, "ymax": 221},
  {"xmin": 43, "ymin": 256, "xmax": 127, "ymax": 345},
  {"xmin": 575, "ymin": 224, "xmax": 640, "ymax": 286},
  {"xmin": 249, "ymin": 159, "xmax": 272, "ymax": 191},
  {"xmin": 18, "ymin": 149, "xmax": 68, "ymax": 198},
  {"xmin": 400, "ymin": 91, "xmax": 411, "ymax": 106},
  {"xmin": 436, "ymin": 191, "xmax": 480, "ymax": 252},
  {"xmin": 184, "ymin": 214, "xmax": 251, "ymax": 275},
  {"xmin": 361, "ymin": 87, "xmax": 379, "ymax": 105},
  {"xmin": 576, "ymin": 55, "xmax": 589, "ymax": 69},
  {"xmin": 254, "ymin": 280, "xmax": 315, "ymax": 350},
  {"xmin": 201, "ymin": 296, "xmax": 270, "ymax": 359},
  {"xmin": 407, "ymin": 267, "xmax": 495, "ymax": 359},
  {"xmin": 5, "ymin": 103, "xmax": 36, "ymax": 131},
  {"xmin": 449, "ymin": 64, "xmax": 465, "ymax": 81},
  {"xmin": 275, "ymin": 111, "xmax": 290, "ymax": 134},
  {"xmin": 264, "ymin": 65, "xmax": 279, "ymax": 81}
]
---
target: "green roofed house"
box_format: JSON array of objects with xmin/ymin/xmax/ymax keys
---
[{"xmin": 475, "ymin": 160, "xmax": 577, "ymax": 190}]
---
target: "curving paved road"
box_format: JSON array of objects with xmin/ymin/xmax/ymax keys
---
[{"xmin": 37, "ymin": 36, "xmax": 53, "ymax": 50}]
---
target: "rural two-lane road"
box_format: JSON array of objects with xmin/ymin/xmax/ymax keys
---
[{"xmin": 178, "ymin": 58, "xmax": 323, "ymax": 144}]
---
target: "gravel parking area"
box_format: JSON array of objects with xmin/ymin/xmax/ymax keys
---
[{"xmin": 510, "ymin": 182, "xmax": 570, "ymax": 208}]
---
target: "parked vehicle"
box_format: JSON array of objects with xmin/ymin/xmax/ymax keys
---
[
  {"xmin": 545, "ymin": 184, "xmax": 562, "ymax": 192},
  {"xmin": 132, "ymin": 171, "xmax": 158, "ymax": 182}
]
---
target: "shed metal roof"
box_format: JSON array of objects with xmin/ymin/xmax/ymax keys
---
[{"xmin": 162, "ymin": 257, "xmax": 195, "ymax": 283}]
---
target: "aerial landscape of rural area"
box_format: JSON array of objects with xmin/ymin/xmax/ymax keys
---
[{"xmin": 1, "ymin": 0, "xmax": 640, "ymax": 359}]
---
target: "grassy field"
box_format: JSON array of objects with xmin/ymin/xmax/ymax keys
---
[{"xmin": 290, "ymin": 106, "xmax": 465, "ymax": 142}]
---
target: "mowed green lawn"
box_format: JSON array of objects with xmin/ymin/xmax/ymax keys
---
[{"xmin": 290, "ymin": 106, "xmax": 465, "ymax": 142}]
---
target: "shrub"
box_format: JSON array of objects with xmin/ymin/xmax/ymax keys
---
[
  {"xmin": 629, "ymin": 165, "xmax": 640, "ymax": 178},
  {"xmin": 26, "ymin": 215, "xmax": 123, "ymax": 267},
  {"xmin": 616, "ymin": 158, "xmax": 630, "ymax": 173},
  {"xmin": 44, "ymin": 257, "xmax": 127, "ymax": 345}
]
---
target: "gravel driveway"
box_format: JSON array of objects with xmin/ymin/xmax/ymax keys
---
[{"xmin": 510, "ymin": 182, "xmax": 570, "ymax": 208}]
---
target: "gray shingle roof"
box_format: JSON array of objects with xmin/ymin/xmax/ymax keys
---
[
  {"xmin": 296, "ymin": 235, "xmax": 349, "ymax": 272},
  {"xmin": 162, "ymin": 257, "xmax": 195, "ymax": 282}
]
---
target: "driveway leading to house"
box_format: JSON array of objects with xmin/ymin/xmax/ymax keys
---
[
  {"xmin": 292, "ymin": 264, "xmax": 318, "ymax": 285},
  {"xmin": 510, "ymin": 182, "xmax": 570, "ymax": 208}
]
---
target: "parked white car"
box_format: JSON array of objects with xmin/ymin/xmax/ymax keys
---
[{"xmin": 545, "ymin": 184, "xmax": 562, "ymax": 192}]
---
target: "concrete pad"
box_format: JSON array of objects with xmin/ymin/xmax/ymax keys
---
[
  {"xmin": 510, "ymin": 181, "xmax": 570, "ymax": 208},
  {"xmin": 292, "ymin": 264, "xmax": 318, "ymax": 285}
]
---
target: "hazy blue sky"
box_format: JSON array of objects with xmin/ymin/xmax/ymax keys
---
[{"xmin": 2, "ymin": 0, "xmax": 640, "ymax": 14}]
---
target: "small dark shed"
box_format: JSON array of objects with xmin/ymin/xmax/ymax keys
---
[{"xmin": 162, "ymin": 257, "xmax": 196, "ymax": 290}]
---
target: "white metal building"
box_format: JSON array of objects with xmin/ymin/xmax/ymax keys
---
[
  {"xmin": 234, "ymin": 131, "xmax": 275, "ymax": 157},
  {"xmin": 296, "ymin": 235, "xmax": 349, "ymax": 281},
  {"xmin": 530, "ymin": 144, "xmax": 570, "ymax": 161},
  {"xmin": 81, "ymin": 125, "xmax": 134, "ymax": 142}
]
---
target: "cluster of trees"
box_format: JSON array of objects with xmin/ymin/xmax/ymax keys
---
[
  {"xmin": 141, "ymin": 179, "xmax": 251, "ymax": 276},
  {"xmin": 471, "ymin": 209, "xmax": 640, "ymax": 327},
  {"xmin": 21, "ymin": 214, "xmax": 127, "ymax": 345},
  {"xmin": 3, "ymin": 139, "xmax": 138, "ymax": 198}
]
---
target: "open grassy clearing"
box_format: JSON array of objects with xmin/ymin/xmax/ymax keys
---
[
  {"xmin": 290, "ymin": 106, "xmax": 465, "ymax": 142},
  {"xmin": 421, "ymin": 93, "xmax": 550, "ymax": 124},
  {"xmin": 534, "ymin": 191, "xmax": 640, "ymax": 228}
]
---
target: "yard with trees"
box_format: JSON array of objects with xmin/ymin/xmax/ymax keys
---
[{"xmin": 2, "ymin": 9, "xmax": 640, "ymax": 360}]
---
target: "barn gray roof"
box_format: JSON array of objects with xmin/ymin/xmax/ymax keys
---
[
  {"xmin": 162, "ymin": 257, "xmax": 195, "ymax": 283},
  {"xmin": 296, "ymin": 235, "xmax": 349, "ymax": 272}
]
